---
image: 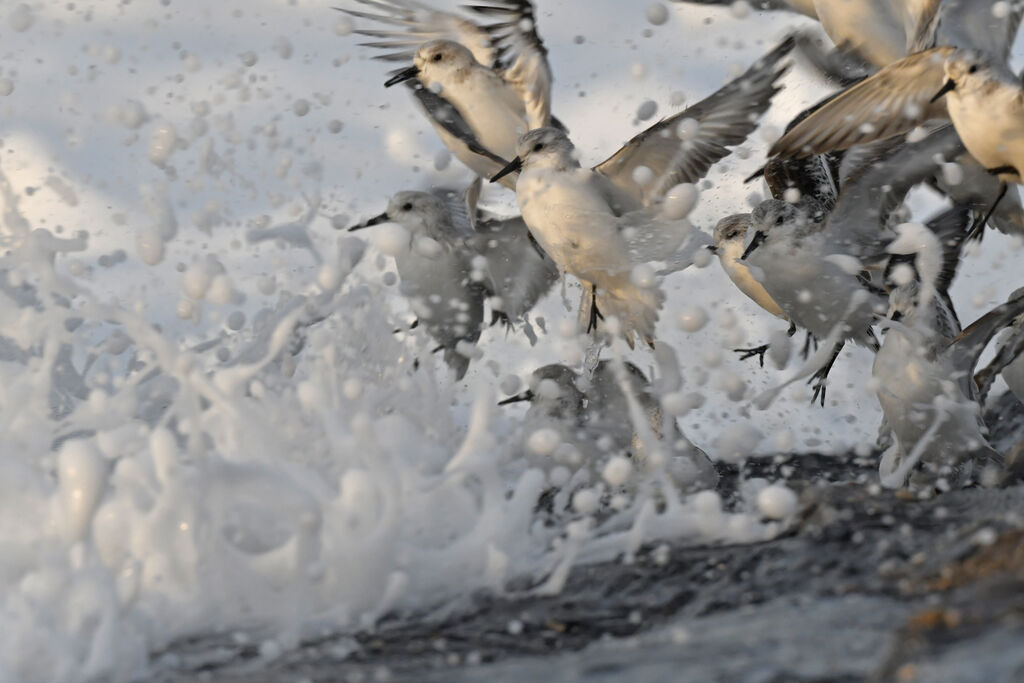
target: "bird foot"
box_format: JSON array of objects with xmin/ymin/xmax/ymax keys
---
[{"xmin": 733, "ymin": 344, "xmax": 770, "ymax": 367}]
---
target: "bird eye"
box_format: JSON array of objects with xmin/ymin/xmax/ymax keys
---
[
  {"xmin": 402, "ymin": 202, "xmax": 413, "ymax": 211},
  {"xmin": 775, "ymin": 215, "xmax": 784, "ymax": 225},
  {"xmin": 968, "ymin": 64, "xmax": 978, "ymax": 74},
  {"xmin": 533, "ymin": 143, "xmax": 544, "ymax": 152},
  {"xmin": 432, "ymin": 53, "xmax": 443, "ymax": 62}
]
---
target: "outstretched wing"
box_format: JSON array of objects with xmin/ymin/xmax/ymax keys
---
[
  {"xmin": 826, "ymin": 123, "xmax": 965, "ymax": 261},
  {"xmin": 464, "ymin": 1, "xmax": 554, "ymax": 127},
  {"xmin": 594, "ymin": 36, "xmax": 794, "ymax": 207},
  {"xmin": 340, "ymin": 0, "xmax": 493, "ymax": 65},
  {"xmin": 769, "ymin": 47, "xmax": 953, "ymax": 158},
  {"xmin": 947, "ymin": 291, "xmax": 1024, "ymax": 390},
  {"xmin": 471, "ymin": 214, "xmax": 558, "ymax": 320},
  {"xmin": 429, "ymin": 181, "xmax": 479, "ymax": 241}
]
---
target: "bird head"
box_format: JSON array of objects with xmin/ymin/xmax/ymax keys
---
[
  {"xmin": 933, "ymin": 49, "xmax": 992, "ymax": 101},
  {"xmin": 712, "ymin": 214, "xmax": 752, "ymax": 255},
  {"xmin": 490, "ymin": 128, "xmax": 577, "ymax": 182},
  {"xmin": 414, "ymin": 40, "xmax": 477, "ymax": 85}
]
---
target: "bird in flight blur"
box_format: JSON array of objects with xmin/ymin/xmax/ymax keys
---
[
  {"xmin": 499, "ymin": 360, "xmax": 718, "ymax": 491},
  {"xmin": 767, "ymin": 1, "xmax": 1024, "ymax": 231},
  {"xmin": 490, "ymin": 38, "xmax": 794, "ymax": 348},
  {"xmin": 341, "ymin": 0, "xmax": 557, "ymax": 188},
  {"xmin": 869, "ymin": 205, "xmax": 1008, "ymax": 490},
  {"xmin": 740, "ymin": 124, "xmax": 980, "ymax": 405},
  {"xmin": 347, "ymin": 181, "xmax": 559, "ymax": 373}
]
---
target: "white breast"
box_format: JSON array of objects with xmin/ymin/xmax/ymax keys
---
[
  {"xmin": 719, "ymin": 240, "xmax": 786, "ymax": 319},
  {"xmin": 517, "ymin": 169, "xmax": 630, "ymax": 284},
  {"xmin": 949, "ymin": 87, "xmax": 1024, "ymax": 177}
]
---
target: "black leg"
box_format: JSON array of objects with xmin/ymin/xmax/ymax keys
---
[
  {"xmin": 734, "ymin": 344, "xmax": 770, "ymax": 367},
  {"xmin": 393, "ymin": 318, "xmax": 419, "ymax": 334},
  {"xmin": 801, "ymin": 330, "xmax": 817, "ymax": 360},
  {"xmin": 587, "ymin": 284, "xmax": 604, "ymax": 333},
  {"xmin": 967, "ymin": 181, "xmax": 1008, "ymax": 242},
  {"xmin": 490, "ymin": 310, "xmax": 511, "ymax": 328},
  {"xmin": 808, "ymin": 341, "xmax": 843, "ymax": 407}
]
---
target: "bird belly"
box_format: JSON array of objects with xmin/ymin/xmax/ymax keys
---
[
  {"xmin": 720, "ymin": 242, "xmax": 786, "ymax": 319},
  {"xmin": 950, "ymin": 91, "xmax": 1024, "ymax": 180},
  {"xmin": 519, "ymin": 174, "xmax": 629, "ymax": 284},
  {"xmin": 430, "ymin": 123, "xmax": 506, "ymax": 182}
]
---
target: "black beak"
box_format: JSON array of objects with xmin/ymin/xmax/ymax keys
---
[
  {"xmin": 931, "ymin": 79, "xmax": 956, "ymax": 103},
  {"xmin": 706, "ymin": 244, "xmax": 719, "ymax": 255},
  {"xmin": 889, "ymin": 310, "xmax": 903, "ymax": 323},
  {"xmin": 384, "ymin": 65, "xmax": 420, "ymax": 88},
  {"xmin": 498, "ymin": 389, "xmax": 534, "ymax": 406},
  {"xmin": 743, "ymin": 165, "xmax": 766, "ymax": 184},
  {"xmin": 490, "ymin": 156, "xmax": 523, "ymax": 183},
  {"xmin": 740, "ymin": 231, "xmax": 766, "ymax": 261},
  {"xmin": 348, "ymin": 212, "xmax": 390, "ymax": 231}
]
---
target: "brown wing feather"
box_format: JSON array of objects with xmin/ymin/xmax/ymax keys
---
[{"xmin": 769, "ymin": 47, "xmax": 954, "ymax": 159}]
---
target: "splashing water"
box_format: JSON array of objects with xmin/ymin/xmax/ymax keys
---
[{"xmin": 2, "ymin": 1, "xmax": 1022, "ymax": 681}]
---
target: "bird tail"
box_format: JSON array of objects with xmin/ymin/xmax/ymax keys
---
[
  {"xmin": 580, "ymin": 275, "xmax": 664, "ymax": 348},
  {"xmin": 442, "ymin": 347, "xmax": 471, "ymax": 381}
]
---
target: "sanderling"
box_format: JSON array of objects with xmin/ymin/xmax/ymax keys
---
[
  {"xmin": 437, "ymin": 181, "xmax": 559, "ymax": 328},
  {"xmin": 343, "ymin": 0, "xmax": 556, "ymax": 187},
  {"xmin": 489, "ymin": 38, "xmax": 794, "ymax": 346},
  {"xmin": 874, "ymin": 213, "xmax": 1024, "ymax": 489},
  {"xmin": 347, "ymin": 188, "xmax": 487, "ymax": 379},
  {"xmin": 500, "ymin": 360, "xmax": 717, "ymax": 490},
  {"xmin": 768, "ymin": 2, "xmax": 1023, "ymax": 230},
  {"xmin": 870, "ymin": 205, "xmax": 993, "ymax": 488}
]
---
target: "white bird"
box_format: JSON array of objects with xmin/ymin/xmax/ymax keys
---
[
  {"xmin": 346, "ymin": 189, "xmax": 480, "ymax": 379},
  {"xmin": 712, "ymin": 214, "xmax": 788, "ymax": 322},
  {"xmin": 741, "ymin": 197, "xmax": 884, "ymax": 405},
  {"xmin": 499, "ymin": 361, "xmax": 718, "ymax": 490},
  {"xmin": 768, "ymin": 1, "xmax": 1023, "ymax": 204},
  {"xmin": 348, "ymin": 184, "xmax": 557, "ymax": 376},
  {"xmin": 489, "ymin": 38, "xmax": 794, "ymax": 347},
  {"xmin": 343, "ymin": 0, "xmax": 556, "ymax": 187},
  {"xmin": 739, "ymin": 125, "xmax": 976, "ymax": 403},
  {"xmin": 710, "ymin": 213, "xmax": 820, "ymax": 367},
  {"xmin": 873, "ymin": 211, "xmax": 1021, "ymax": 489},
  {"xmin": 430, "ymin": 179, "xmax": 559, "ymax": 326}
]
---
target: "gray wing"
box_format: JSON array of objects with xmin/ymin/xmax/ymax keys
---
[
  {"xmin": 975, "ymin": 321, "xmax": 1024, "ymax": 403},
  {"xmin": 464, "ymin": 1, "xmax": 554, "ymax": 128},
  {"xmin": 947, "ymin": 292, "xmax": 1024, "ymax": 389},
  {"xmin": 429, "ymin": 183, "xmax": 477, "ymax": 241},
  {"xmin": 925, "ymin": 204, "xmax": 972, "ymax": 296},
  {"xmin": 593, "ymin": 36, "xmax": 794, "ymax": 207},
  {"xmin": 769, "ymin": 47, "xmax": 954, "ymax": 159},
  {"xmin": 826, "ymin": 124, "xmax": 965, "ymax": 261},
  {"xmin": 341, "ymin": 0, "xmax": 493, "ymax": 64},
  {"xmin": 408, "ymin": 82, "xmax": 511, "ymax": 167},
  {"xmin": 471, "ymin": 215, "xmax": 557, "ymax": 319}
]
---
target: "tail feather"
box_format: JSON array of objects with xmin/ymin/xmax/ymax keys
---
[{"xmin": 581, "ymin": 275, "xmax": 664, "ymax": 348}]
